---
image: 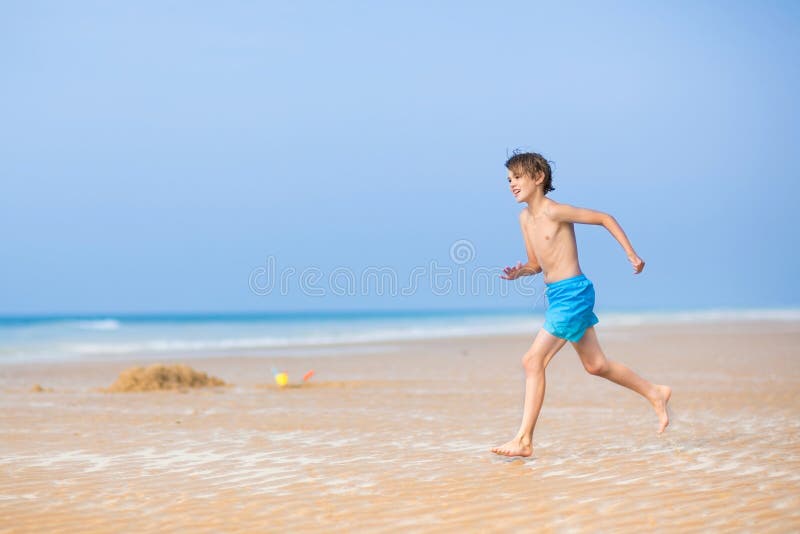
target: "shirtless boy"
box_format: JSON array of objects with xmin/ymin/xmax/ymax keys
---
[{"xmin": 490, "ymin": 151, "xmax": 672, "ymax": 458}]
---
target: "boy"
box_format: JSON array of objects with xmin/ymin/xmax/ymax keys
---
[{"xmin": 490, "ymin": 151, "xmax": 671, "ymax": 458}]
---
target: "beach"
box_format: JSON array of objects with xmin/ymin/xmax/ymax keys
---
[{"xmin": 1, "ymin": 319, "xmax": 799, "ymax": 532}]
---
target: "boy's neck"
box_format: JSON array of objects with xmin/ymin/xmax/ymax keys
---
[{"xmin": 524, "ymin": 190, "xmax": 548, "ymax": 216}]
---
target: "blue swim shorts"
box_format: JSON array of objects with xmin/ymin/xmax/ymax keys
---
[{"xmin": 542, "ymin": 273, "xmax": 599, "ymax": 342}]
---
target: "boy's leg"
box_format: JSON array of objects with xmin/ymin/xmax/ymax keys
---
[
  {"xmin": 491, "ymin": 328, "xmax": 567, "ymax": 457},
  {"xmin": 571, "ymin": 326, "xmax": 671, "ymax": 433}
]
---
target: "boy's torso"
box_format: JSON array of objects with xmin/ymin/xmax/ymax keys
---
[{"xmin": 521, "ymin": 199, "xmax": 583, "ymax": 284}]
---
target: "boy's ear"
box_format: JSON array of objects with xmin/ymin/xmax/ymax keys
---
[{"xmin": 532, "ymin": 170, "xmax": 545, "ymax": 186}]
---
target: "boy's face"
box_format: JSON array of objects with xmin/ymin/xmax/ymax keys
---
[{"xmin": 507, "ymin": 168, "xmax": 538, "ymax": 203}]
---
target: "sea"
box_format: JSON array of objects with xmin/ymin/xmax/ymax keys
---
[{"xmin": 1, "ymin": 307, "xmax": 798, "ymax": 364}]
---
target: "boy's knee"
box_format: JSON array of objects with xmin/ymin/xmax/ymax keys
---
[
  {"xmin": 584, "ymin": 359, "xmax": 609, "ymax": 376},
  {"xmin": 521, "ymin": 352, "xmax": 545, "ymax": 373}
]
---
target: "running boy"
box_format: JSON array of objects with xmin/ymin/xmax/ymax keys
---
[{"xmin": 491, "ymin": 151, "xmax": 672, "ymax": 458}]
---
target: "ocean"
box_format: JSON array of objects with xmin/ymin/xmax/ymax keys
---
[{"xmin": 1, "ymin": 307, "xmax": 799, "ymax": 364}]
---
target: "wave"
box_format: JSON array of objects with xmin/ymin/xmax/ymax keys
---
[
  {"xmin": 76, "ymin": 319, "xmax": 121, "ymax": 331},
  {"xmin": 63, "ymin": 320, "xmax": 538, "ymax": 356}
]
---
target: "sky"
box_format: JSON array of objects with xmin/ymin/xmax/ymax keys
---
[{"xmin": 1, "ymin": 1, "xmax": 799, "ymax": 315}]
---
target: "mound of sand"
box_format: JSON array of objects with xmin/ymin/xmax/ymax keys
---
[
  {"xmin": 105, "ymin": 363, "xmax": 227, "ymax": 392},
  {"xmin": 30, "ymin": 384, "xmax": 54, "ymax": 393}
]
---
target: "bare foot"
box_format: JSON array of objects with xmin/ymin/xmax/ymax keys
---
[
  {"xmin": 651, "ymin": 384, "xmax": 672, "ymax": 434},
  {"xmin": 490, "ymin": 436, "xmax": 533, "ymax": 457}
]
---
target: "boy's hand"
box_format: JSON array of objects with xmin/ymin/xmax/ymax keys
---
[
  {"xmin": 628, "ymin": 253, "xmax": 645, "ymax": 274},
  {"xmin": 500, "ymin": 261, "xmax": 526, "ymax": 280}
]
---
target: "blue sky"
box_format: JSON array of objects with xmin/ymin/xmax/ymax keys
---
[{"xmin": 1, "ymin": 1, "xmax": 798, "ymax": 315}]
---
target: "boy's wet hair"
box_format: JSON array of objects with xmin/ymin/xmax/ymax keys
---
[{"xmin": 505, "ymin": 150, "xmax": 555, "ymax": 195}]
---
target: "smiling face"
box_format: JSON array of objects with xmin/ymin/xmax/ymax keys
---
[{"xmin": 507, "ymin": 168, "xmax": 539, "ymax": 203}]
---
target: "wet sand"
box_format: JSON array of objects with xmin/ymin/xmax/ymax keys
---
[{"xmin": 1, "ymin": 320, "xmax": 799, "ymax": 532}]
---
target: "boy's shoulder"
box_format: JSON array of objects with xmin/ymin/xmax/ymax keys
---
[{"xmin": 519, "ymin": 198, "xmax": 562, "ymax": 221}]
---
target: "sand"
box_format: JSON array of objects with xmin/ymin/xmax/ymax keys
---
[
  {"xmin": 1, "ymin": 320, "xmax": 799, "ymax": 532},
  {"xmin": 104, "ymin": 363, "xmax": 226, "ymax": 393}
]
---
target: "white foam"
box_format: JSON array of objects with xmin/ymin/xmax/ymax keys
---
[
  {"xmin": 60, "ymin": 320, "xmax": 542, "ymax": 357},
  {"xmin": 76, "ymin": 319, "xmax": 121, "ymax": 331}
]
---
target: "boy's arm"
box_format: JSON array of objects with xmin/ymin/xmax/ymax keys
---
[{"xmin": 548, "ymin": 203, "xmax": 645, "ymax": 274}]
